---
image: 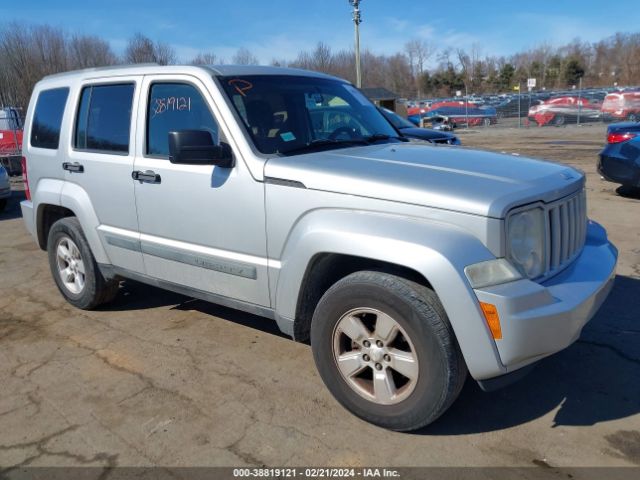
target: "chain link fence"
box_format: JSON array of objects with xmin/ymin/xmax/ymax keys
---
[{"xmin": 403, "ymin": 84, "xmax": 640, "ymax": 131}]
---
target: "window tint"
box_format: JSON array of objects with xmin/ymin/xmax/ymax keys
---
[
  {"xmin": 147, "ymin": 83, "xmax": 219, "ymax": 157},
  {"xmin": 75, "ymin": 84, "xmax": 134, "ymax": 153},
  {"xmin": 31, "ymin": 88, "xmax": 69, "ymax": 149}
]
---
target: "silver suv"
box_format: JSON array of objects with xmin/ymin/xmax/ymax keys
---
[{"xmin": 20, "ymin": 65, "xmax": 617, "ymax": 431}]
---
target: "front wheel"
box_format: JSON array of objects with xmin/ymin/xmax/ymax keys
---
[
  {"xmin": 310, "ymin": 271, "xmax": 467, "ymax": 431},
  {"xmin": 47, "ymin": 217, "xmax": 119, "ymax": 309}
]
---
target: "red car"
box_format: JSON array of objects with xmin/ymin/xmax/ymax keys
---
[
  {"xmin": 601, "ymin": 91, "xmax": 640, "ymax": 122},
  {"xmin": 528, "ymin": 96, "xmax": 601, "ymax": 126},
  {"xmin": 0, "ymin": 108, "xmax": 23, "ymax": 175}
]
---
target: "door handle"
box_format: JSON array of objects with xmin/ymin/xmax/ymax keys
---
[
  {"xmin": 132, "ymin": 170, "xmax": 161, "ymax": 184},
  {"xmin": 62, "ymin": 162, "xmax": 84, "ymax": 173}
]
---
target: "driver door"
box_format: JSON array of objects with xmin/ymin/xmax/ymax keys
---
[{"xmin": 132, "ymin": 74, "xmax": 270, "ymax": 307}]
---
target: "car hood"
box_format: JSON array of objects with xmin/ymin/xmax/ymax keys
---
[
  {"xmin": 399, "ymin": 127, "xmax": 455, "ymax": 141},
  {"xmin": 264, "ymin": 143, "xmax": 584, "ymax": 218}
]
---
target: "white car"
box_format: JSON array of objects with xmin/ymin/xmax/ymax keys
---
[{"xmin": 0, "ymin": 163, "xmax": 10, "ymax": 212}]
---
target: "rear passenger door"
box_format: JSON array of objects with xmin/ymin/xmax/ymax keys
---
[{"xmin": 64, "ymin": 77, "xmax": 144, "ymax": 272}]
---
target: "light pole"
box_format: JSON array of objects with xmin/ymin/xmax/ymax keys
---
[{"xmin": 349, "ymin": 0, "xmax": 363, "ymax": 87}]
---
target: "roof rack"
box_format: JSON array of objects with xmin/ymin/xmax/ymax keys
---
[{"xmin": 42, "ymin": 63, "xmax": 160, "ymax": 80}]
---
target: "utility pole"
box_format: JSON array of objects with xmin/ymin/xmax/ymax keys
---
[
  {"xmin": 349, "ymin": 0, "xmax": 363, "ymax": 87},
  {"xmin": 577, "ymin": 76, "xmax": 583, "ymax": 126}
]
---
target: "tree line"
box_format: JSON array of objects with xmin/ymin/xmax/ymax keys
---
[{"xmin": 1, "ymin": 22, "xmax": 639, "ymax": 111}]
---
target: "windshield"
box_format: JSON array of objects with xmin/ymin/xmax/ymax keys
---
[
  {"xmin": 379, "ymin": 107, "xmax": 415, "ymax": 129},
  {"xmin": 219, "ymin": 75, "xmax": 399, "ymax": 155}
]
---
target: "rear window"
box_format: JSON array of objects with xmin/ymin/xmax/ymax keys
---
[
  {"xmin": 31, "ymin": 88, "xmax": 69, "ymax": 149},
  {"xmin": 75, "ymin": 84, "xmax": 135, "ymax": 153}
]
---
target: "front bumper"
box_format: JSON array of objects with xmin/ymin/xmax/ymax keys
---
[{"xmin": 474, "ymin": 221, "xmax": 617, "ymax": 375}]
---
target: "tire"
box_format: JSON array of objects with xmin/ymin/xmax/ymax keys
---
[
  {"xmin": 627, "ymin": 113, "xmax": 638, "ymax": 123},
  {"xmin": 553, "ymin": 115, "xmax": 565, "ymax": 126},
  {"xmin": 483, "ymin": 117, "xmax": 491, "ymax": 127},
  {"xmin": 47, "ymin": 217, "xmax": 119, "ymax": 309},
  {"xmin": 0, "ymin": 199, "xmax": 6, "ymax": 213},
  {"xmin": 310, "ymin": 271, "xmax": 467, "ymax": 431}
]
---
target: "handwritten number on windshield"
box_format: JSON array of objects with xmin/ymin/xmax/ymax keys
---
[{"xmin": 228, "ymin": 79, "xmax": 253, "ymax": 97}]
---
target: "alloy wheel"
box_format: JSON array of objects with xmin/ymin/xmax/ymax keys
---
[{"xmin": 332, "ymin": 307, "xmax": 419, "ymax": 405}]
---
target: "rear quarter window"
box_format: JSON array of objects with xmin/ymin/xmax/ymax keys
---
[{"xmin": 30, "ymin": 88, "xmax": 69, "ymax": 149}]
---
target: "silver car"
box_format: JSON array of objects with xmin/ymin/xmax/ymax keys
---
[{"xmin": 20, "ymin": 65, "xmax": 617, "ymax": 431}]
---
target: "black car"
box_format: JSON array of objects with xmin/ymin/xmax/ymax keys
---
[
  {"xmin": 378, "ymin": 107, "xmax": 460, "ymax": 145},
  {"xmin": 598, "ymin": 122, "xmax": 640, "ymax": 192},
  {"xmin": 495, "ymin": 96, "xmax": 541, "ymax": 118}
]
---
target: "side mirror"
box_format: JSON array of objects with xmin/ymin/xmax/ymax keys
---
[{"xmin": 168, "ymin": 130, "xmax": 234, "ymax": 168}]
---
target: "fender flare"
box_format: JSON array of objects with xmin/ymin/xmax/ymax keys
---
[
  {"xmin": 33, "ymin": 178, "xmax": 110, "ymax": 264},
  {"xmin": 274, "ymin": 209, "xmax": 506, "ymax": 379}
]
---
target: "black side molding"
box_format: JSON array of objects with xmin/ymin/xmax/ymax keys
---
[{"xmin": 264, "ymin": 177, "xmax": 306, "ymax": 189}]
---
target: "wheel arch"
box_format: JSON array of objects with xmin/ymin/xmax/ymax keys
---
[
  {"xmin": 33, "ymin": 179, "xmax": 109, "ymax": 264},
  {"xmin": 273, "ymin": 209, "xmax": 506, "ymax": 380}
]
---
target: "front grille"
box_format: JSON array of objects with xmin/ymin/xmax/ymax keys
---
[{"xmin": 545, "ymin": 190, "xmax": 587, "ymax": 276}]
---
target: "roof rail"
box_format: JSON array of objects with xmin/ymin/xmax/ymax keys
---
[{"xmin": 42, "ymin": 63, "xmax": 160, "ymax": 80}]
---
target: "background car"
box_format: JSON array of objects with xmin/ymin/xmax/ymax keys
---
[
  {"xmin": 378, "ymin": 107, "xmax": 460, "ymax": 144},
  {"xmin": 0, "ymin": 107, "xmax": 23, "ymax": 176},
  {"xmin": 414, "ymin": 104, "xmax": 497, "ymax": 128},
  {"xmin": 0, "ymin": 163, "xmax": 11, "ymax": 212},
  {"xmin": 601, "ymin": 91, "xmax": 640, "ymax": 122},
  {"xmin": 495, "ymin": 96, "xmax": 542, "ymax": 118},
  {"xmin": 528, "ymin": 95, "xmax": 601, "ymax": 126},
  {"xmin": 598, "ymin": 121, "xmax": 640, "ymax": 193}
]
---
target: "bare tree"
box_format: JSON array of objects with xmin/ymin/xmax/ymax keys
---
[
  {"xmin": 232, "ymin": 47, "xmax": 258, "ymax": 65},
  {"xmin": 405, "ymin": 38, "xmax": 435, "ymax": 97},
  {"xmin": 191, "ymin": 52, "xmax": 217, "ymax": 65},
  {"xmin": 154, "ymin": 41, "xmax": 177, "ymax": 65},
  {"xmin": 270, "ymin": 58, "xmax": 288, "ymax": 67},
  {"xmin": 124, "ymin": 33, "xmax": 155, "ymax": 64},
  {"xmin": 2, "ymin": 22, "xmax": 640, "ymax": 111},
  {"xmin": 124, "ymin": 33, "xmax": 175, "ymax": 65},
  {"xmin": 69, "ymin": 34, "xmax": 118, "ymax": 68}
]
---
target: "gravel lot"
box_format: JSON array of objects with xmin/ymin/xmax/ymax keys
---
[{"xmin": 0, "ymin": 124, "xmax": 639, "ymax": 470}]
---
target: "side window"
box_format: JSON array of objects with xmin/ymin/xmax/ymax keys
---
[
  {"xmin": 31, "ymin": 88, "xmax": 69, "ymax": 149},
  {"xmin": 147, "ymin": 83, "xmax": 219, "ymax": 157},
  {"xmin": 75, "ymin": 84, "xmax": 134, "ymax": 153}
]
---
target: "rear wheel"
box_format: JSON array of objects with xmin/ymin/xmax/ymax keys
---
[
  {"xmin": 47, "ymin": 217, "xmax": 119, "ymax": 309},
  {"xmin": 553, "ymin": 115, "xmax": 566, "ymax": 126},
  {"xmin": 627, "ymin": 113, "xmax": 638, "ymax": 123},
  {"xmin": 483, "ymin": 117, "xmax": 491, "ymax": 127},
  {"xmin": 310, "ymin": 271, "xmax": 467, "ymax": 431},
  {"xmin": 0, "ymin": 199, "xmax": 6, "ymax": 213}
]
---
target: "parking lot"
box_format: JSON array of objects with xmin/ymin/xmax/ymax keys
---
[{"xmin": 0, "ymin": 124, "xmax": 639, "ymax": 469}]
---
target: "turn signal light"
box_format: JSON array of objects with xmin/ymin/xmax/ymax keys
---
[
  {"xmin": 607, "ymin": 132, "xmax": 637, "ymax": 144},
  {"xmin": 479, "ymin": 302, "xmax": 502, "ymax": 340}
]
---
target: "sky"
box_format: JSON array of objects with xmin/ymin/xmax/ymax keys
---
[{"xmin": 2, "ymin": 0, "xmax": 638, "ymax": 65}]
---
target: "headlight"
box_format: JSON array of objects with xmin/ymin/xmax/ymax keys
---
[{"xmin": 507, "ymin": 207, "xmax": 545, "ymax": 278}]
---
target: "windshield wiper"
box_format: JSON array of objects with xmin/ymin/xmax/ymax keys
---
[
  {"xmin": 363, "ymin": 133, "xmax": 407, "ymax": 143},
  {"xmin": 280, "ymin": 138, "xmax": 368, "ymax": 156}
]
